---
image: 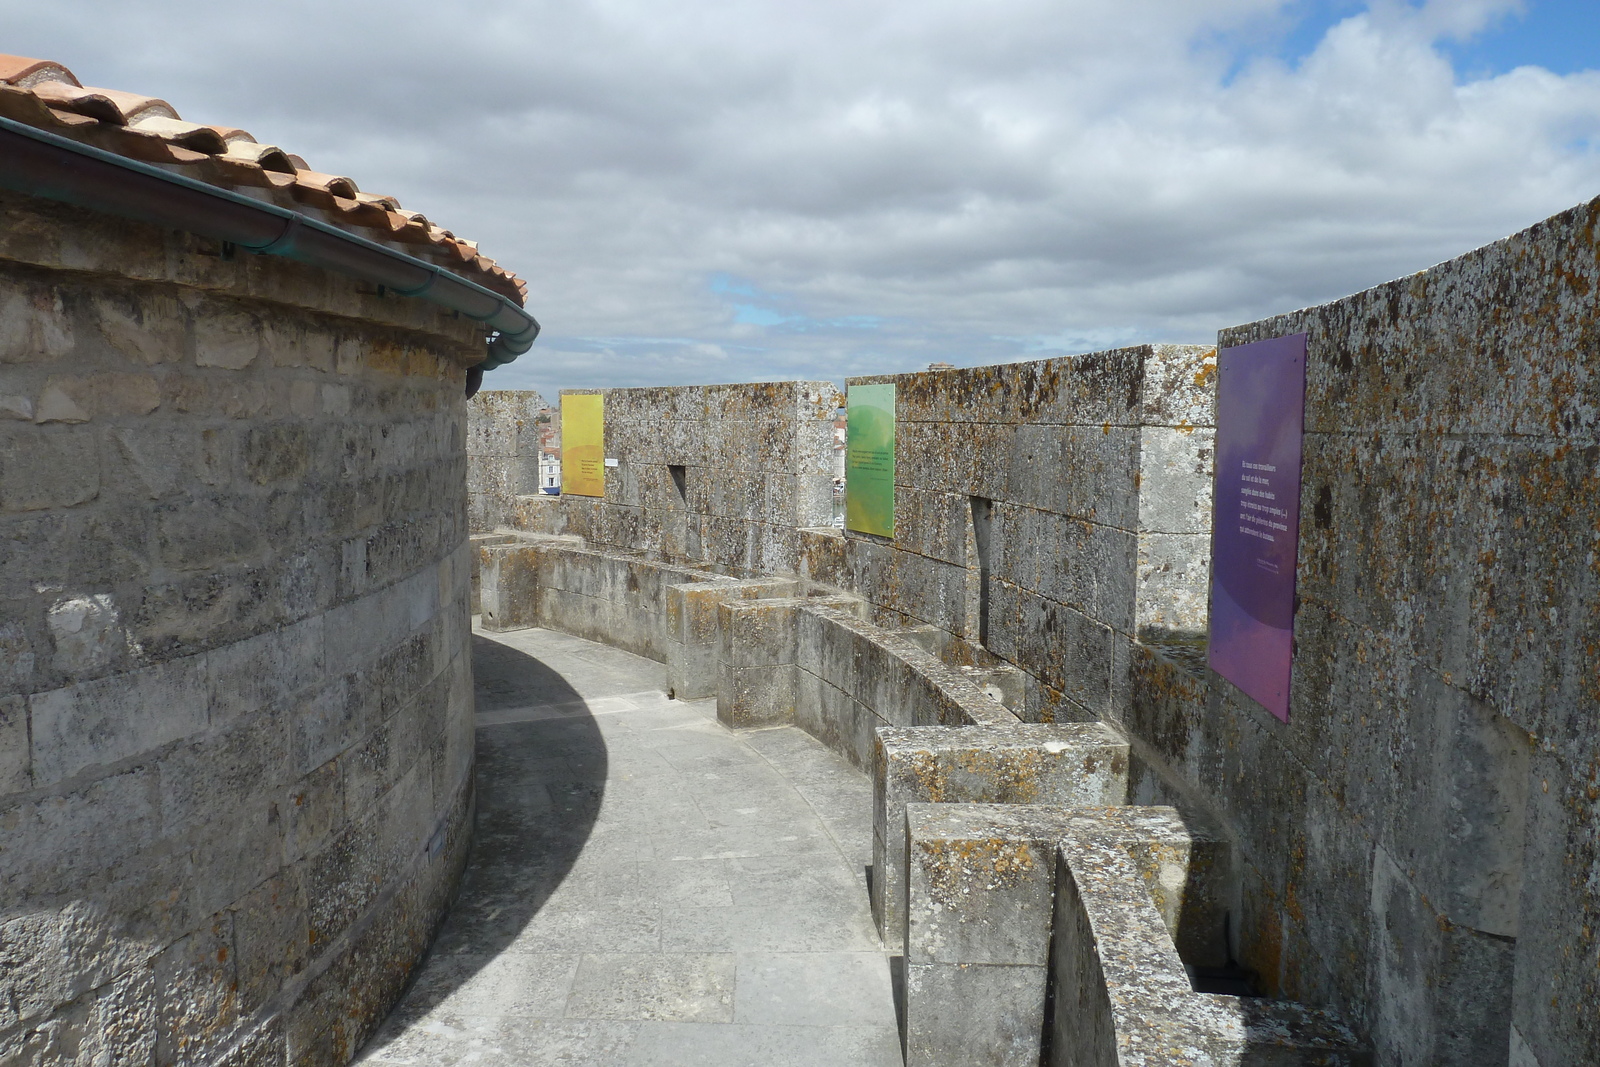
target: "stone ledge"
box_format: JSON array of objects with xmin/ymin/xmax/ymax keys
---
[
  {"xmin": 872, "ymin": 723, "xmax": 1128, "ymax": 952},
  {"xmin": 1052, "ymin": 810, "xmax": 1367, "ymax": 1067}
]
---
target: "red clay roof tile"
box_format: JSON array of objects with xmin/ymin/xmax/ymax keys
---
[
  {"xmin": 0, "ymin": 53, "xmax": 527, "ymax": 305},
  {"xmin": 0, "ymin": 55, "xmax": 79, "ymax": 88},
  {"xmin": 128, "ymin": 115, "xmax": 228, "ymax": 154}
]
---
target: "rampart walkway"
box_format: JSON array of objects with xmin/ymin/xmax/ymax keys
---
[{"xmin": 356, "ymin": 625, "xmax": 902, "ymax": 1065}]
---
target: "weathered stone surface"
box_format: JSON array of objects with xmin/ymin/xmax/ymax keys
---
[
  {"xmin": 471, "ymin": 381, "xmax": 840, "ymax": 577},
  {"xmin": 0, "ymin": 189, "xmax": 480, "ymax": 1064},
  {"xmin": 904, "ymin": 962, "xmax": 1047, "ymax": 1067},
  {"xmin": 903, "ymin": 803, "xmax": 1236, "ymax": 1066},
  {"xmin": 668, "ymin": 577, "xmax": 799, "ymax": 699},
  {"xmin": 1051, "ymin": 815, "xmax": 1366, "ymax": 1066},
  {"xmin": 1178, "ymin": 196, "xmax": 1600, "ymax": 1061},
  {"xmin": 0, "ymin": 427, "xmax": 99, "ymax": 512},
  {"xmin": 872, "ymin": 723, "xmax": 1127, "ymax": 949}
]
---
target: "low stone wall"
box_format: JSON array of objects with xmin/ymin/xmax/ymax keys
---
[
  {"xmin": 472, "ymin": 533, "xmax": 1022, "ymax": 771},
  {"xmin": 0, "ymin": 191, "xmax": 480, "ymax": 1062},
  {"xmin": 477, "ymin": 534, "xmax": 731, "ymax": 662},
  {"xmin": 791, "ymin": 605, "xmax": 1019, "ymax": 766},
  {"xmin": 1048, "ymin": 810, "xmax": 1364, "ymax": 1067}
]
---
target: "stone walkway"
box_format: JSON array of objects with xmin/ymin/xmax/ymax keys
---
[{"xmin": 356, "ymin": 625, "xmax": 902, "ymax": 1066}]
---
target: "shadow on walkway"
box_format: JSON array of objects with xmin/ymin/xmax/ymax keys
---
[{"xmin": 356, "ymin": 633, "xmax": 607, "ymax": 1056}]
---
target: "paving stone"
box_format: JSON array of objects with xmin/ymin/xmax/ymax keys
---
[
  {"xmin": 566, "ymin": 953, "xmax": 735, "ymax": 1023},
  {"xmin": 358, "ymin": 626, "xmax": 898, "ymax": 1065},
  {"xmin": 732, "ymin": 952, "xmax": 895, "ymax": 1027},
  {"xmin": 624, "ymin": 1022, "xmax": 903, "ymax": 1067}
]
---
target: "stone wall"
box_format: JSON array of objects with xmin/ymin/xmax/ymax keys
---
[
  {"xmin": 0, "ymin": 190, "xmax": 480, "ymax": 1064},
  {"xmin": 479, "ymin": 381, "xmax": 840, "ymax": 577},
  {"xmin": 810, "ymin": 344, "xmax": 1216, "ymax": 723},
  {"xmin": 466, "ymin": 389, "xmax": 550, "ymax": 534},
  {"xmin": 1138, "ymin": 194, "xmax": 1599, "ymax": 1067}
]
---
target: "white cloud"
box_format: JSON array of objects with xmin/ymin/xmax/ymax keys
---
[{"xmin": 4, "ymin": 0, "xmax": 1597, "ymax": 392}]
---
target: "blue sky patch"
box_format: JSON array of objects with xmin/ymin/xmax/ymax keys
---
[
  {"xmin": 733, "ymin": 304, "xmax": 794, "ymax": 326},
  {"xmin": 1221, "ymin": 1, "xmax": 1597, "ymax": 84},
  {"xmin": 1444, "ymin": 0, "xmax": 1600, "ymax": 78}
]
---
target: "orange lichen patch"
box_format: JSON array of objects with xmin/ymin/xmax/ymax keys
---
[
  {"xmin": 916, "ymin": 836, "xmax": 1040, "ymax": 905},
  {"xmin": 0, "ymin": 52, "xmax": 526, "ymax": 305}
]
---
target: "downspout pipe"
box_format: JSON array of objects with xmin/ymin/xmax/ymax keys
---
[{"xmin": 0, "ymin": 115, "xmax": 539, "ymax": 384}]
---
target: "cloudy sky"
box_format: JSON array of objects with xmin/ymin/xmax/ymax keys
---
[{"xmin": 6, "ymin": 0, "xmax": 1599, "ymax": 394}]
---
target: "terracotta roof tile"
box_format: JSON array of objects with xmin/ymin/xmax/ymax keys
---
[
  {"xmin": 0, "ymin": 53, "xmax": 526, "ymax": 305},
  {"xmin": 0, "ymin": 56, "xmax": 78, "ymax": 88},
  {"xmin": 128, "ymin": 115, "xmax": 228, "ymax": 154},
  {"xmin": 221, "ymin": 139, "xmax": 297, "ymax": 172},
  {"xmin": 32, "ymin": 82, "xmax": 178, "ymax": 125}
]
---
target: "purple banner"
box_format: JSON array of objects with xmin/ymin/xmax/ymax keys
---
[{"xmin": 1207, "ymin": 333, "xmax": 1307, "ymax": 722}]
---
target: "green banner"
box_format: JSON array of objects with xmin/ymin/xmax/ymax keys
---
[{"xmin": 846, "ymin": 383, "xmax": 895, "ymax": 536}]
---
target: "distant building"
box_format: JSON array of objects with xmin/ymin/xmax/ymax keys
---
[
  {"xmin": 537, "ymin": 407, "xmax": 561, "ymax": 491},
  {"xmin": 539, "ymin": 448, "xmax": 561, "ymax": 492}
]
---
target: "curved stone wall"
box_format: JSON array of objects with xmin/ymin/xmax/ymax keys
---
[{"xmin": 0, "ymin": 191, "xmax": 478, "ymax": 1064}]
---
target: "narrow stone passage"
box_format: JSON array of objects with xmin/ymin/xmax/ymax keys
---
[{"xmin": 356, "ymin": 625, "xmax": 902, "ymax": 1066}]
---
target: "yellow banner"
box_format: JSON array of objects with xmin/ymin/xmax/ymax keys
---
[{"xmin": 561, "ymin": 393, "xmax": 605, "ymax": 497}]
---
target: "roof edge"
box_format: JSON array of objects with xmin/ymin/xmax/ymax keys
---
[{"xmin": 0, "ymin": 115, "xmax": 538, "ymax": 384}]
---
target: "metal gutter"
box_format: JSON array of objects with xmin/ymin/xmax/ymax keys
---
[{"xmin": 0, "ymin": 115, "xmax": 539, "ymax": 387}]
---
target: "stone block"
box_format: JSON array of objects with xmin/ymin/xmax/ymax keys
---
[
  {"xmin": 665, "ymin": 577, "xmax": 787, "ymax": 700},
  {"xmin": 1367, "ymin": 843, "xmax": 1515, "ymax": 1066},
  {"xmin": 1014, "ymin": 592, "xmax": 1115, "ymax": 713},
  {"xmin": 905, "ymin": 805, "xmax": 1065, "ymax": 968},
  {"xmin": 108, "ymin": 424, "xmax": 230, "ymax": 500},
  {"xmin": 0, "ymin": 280, "xmax": 75, "ymax": 364},
  {"xmin": 719, "ymin": 597, "xmax": 799, "ymax": 670},
  {"xmin": 1134, "ymin": 532, "xmax": 1210, "ymax": 640},
  {"xmin": 1055, "ymin": 424, "xmax": 1139, "ymax": 528},
  {"xmin": 1137, "ymin": 425, "xmax": 1213, "ymax": 534},
  {"xmin": 478, "ymin": 541, "xmax": 540, "ymax": 631},
  {"xmin": 285, "ymin": 758, "xmax": 346, "ymax": 864},
  {"xmin": 155, "ymin": 497, "xmax": 268, "ymax": 572},
  {"xmin": 0, "ymin": 426, "xmax": 99, "ymax": 512},
  {"xmin": 242, "ymin": 424, "xmax": 312, "ymax": 486},
  {"xmin": 796, "ymin": 606, "xmax": 857, "ymax": 699},
  {"xmin": 1139, "ymin": 344, "xmax": 1217, "ymax": 428},
  {"xmin": 152, "ymin": 913, "xmax": 238, "ymax": 1065},
  {"xmin": 31, "ymin": 383, "xmax": 87, "ymax": 424},
  {"xmin": 29, "ymin": 654, "xmax": 209, "ymax": 786},
  {"xmin": 716, "ymin": 663, "xmax": 796, "ymax": 729},
  {"xmin": 231, "ymin": 871, "xmax": 311, "ymax": 1018},
  {"xmin": 206, "ymin": 615, "xmax": 326, "ymax": 723},
  {"xmin": 798, "ymin": 527, "xmax": 847, "ymax": 586},
  {"xmin": 793, "ymin": 670, "xmax": 868, "ymax": 768},
  {"xmin": 872, "ymin": 723, "xmax": 1128, "ymax": 948},
  {"xmin": 193, "ymin": 307, "xmax": 262, "ymax": 369},
  {"xmin": 903, "ymin": 961, "xmax": 1048, "ymax": 1067}
]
